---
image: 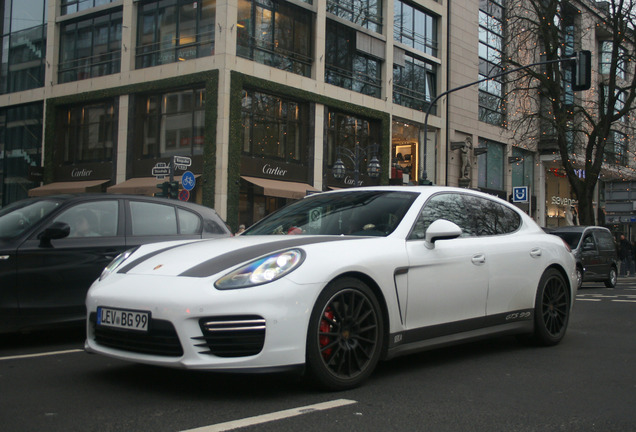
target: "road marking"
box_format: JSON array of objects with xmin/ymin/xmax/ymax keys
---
[
  {"xmin": 180, "ymin": 399, "xmax": 358, "ymax": 432},
  {"xmin": 576, "ymin": 298, "xmax": 601, "ymax": 302},
  {"xmin": 0, "ymin": 349, "xmax": 83, "ymax": 361},
  {"xmin": 612, "ymin": 299, "xmax": 636, "ymax": 303}
]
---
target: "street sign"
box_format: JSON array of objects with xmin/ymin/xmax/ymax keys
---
[
  {"xmin": 512, "ymin": 186, "xmax": 529, "ymax": 203},
  {"xmin": 173, "ymin": 156, "xmax": 192, "ymax": 167},
  {"xmin": 179, "ymin": 189, "xmax": 190, "ymax": 202},
  {"xmin": 181, "ymin": 171, "xmax": 196, "ymax": 191},
  {"xmin": 152, "ymin": 162, "xmax": 171, "ymax": 177}
]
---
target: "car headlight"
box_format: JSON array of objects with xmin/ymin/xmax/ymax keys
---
[
  {"xmin": 215, "ymin": 249, "xmax": 305, "ymax": 289},
  {"xmin": 99, "ymin": 248, "xmax": 137, "ymax": 281}
]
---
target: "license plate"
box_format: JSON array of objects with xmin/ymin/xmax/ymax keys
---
[{"xmin": 97, "ymin": 307, "xmax": 150, "ymax": 332}]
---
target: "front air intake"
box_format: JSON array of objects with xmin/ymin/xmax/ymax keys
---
[{"xmin": 193, "ymin": 315, "xmax": 266, "ymax": 357}]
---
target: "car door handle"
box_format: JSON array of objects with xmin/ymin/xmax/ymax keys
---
[
  {"xmin": 471, "ymin": 254, "xmax": 486, "ymax": 265},
  {"xmin": 530, "ymin": 248, "xmax": 542, "ymax": 258}
]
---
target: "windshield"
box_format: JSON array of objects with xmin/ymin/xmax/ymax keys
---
[
  {"xmin": 244, "ymin": 190, "xmax": 418, "ymax": 236},
  {"xmin": 551, "ymin": 231, "xmax": 582, "ymax": 249},
  {"xmin": 0, "ymin": 199, "xmax": 62, "ymax": 239}
]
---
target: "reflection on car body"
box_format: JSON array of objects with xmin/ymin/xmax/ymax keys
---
[
  {"xmin": 85, "ymin": 186, "xmax": 577, "ymax": 390},
  {"xmin": 0, "ymin": 194, "xmax": 231, "ymax": 333}
]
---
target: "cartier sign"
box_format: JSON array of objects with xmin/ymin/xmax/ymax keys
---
[
  {"xmin": 71, "ymin": 168, "xmax": 94, "ymax": 178},
  {"xmin": 262, "ymin": 164, "xmax": 288, "ymax": 177}
]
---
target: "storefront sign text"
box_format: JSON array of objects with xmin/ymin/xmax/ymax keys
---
[
  {"xmin": 262, "ymin": 164, "xmax": 288, "ymax": 177},
  {"xmin": 71, "ymin": 168, "xmax": 94, "ymax": 178},
  {"xmin": 551, "ymin": 196, "xmax": 577, "ymax": 206}
]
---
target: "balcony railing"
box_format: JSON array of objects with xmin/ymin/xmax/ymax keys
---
[
  {"xmin": 237, "ymin": 36, "xmax": 312, "ymax": 77},
  {"xmin": 58, "ymin": 50, "xmax": 121, "ymax": 83},
  {"xmin": 325, "ymin": 64, "xmax": 381, "ymax": 98},
  {"xmin": 136, "ymin": 31, "xmax": 215, "ymax": 69}
]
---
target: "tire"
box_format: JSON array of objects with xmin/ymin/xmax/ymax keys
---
[
  {"xmin": 604, "ymin": 266, "xmax": 618, "ymax": 288},
  {"xmin": 575, "ymin": 266, "xmax": 583, "ymax": 290},
  {"xmin": 306, "ymin": 277, "xmax": 383, "ymax": 391},
  {"xmin": 531, "ymin": 268, "xmax": 570, "ymax": 346}
]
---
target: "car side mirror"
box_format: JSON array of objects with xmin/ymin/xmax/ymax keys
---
[
  {"xmin": 425, "ymin": 219, "xmax": 462, "ymax": 249},
  {"xmin": 38, "ymin": 222, "xmax": 71, "ymax": 247}
]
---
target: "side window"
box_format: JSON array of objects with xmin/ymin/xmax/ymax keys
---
[
  {"xmin": 595, "ymin": 231, "xmax": 617, "ymax": 252},
  {"xmin": 130, "ymin": 201, "xmax": 177, "ymax": 236},
  {"xmin": 52, "ymin": 201, "xmax": 119, "ymax": 238},
  {"xmin": 464, "ymin": 195, "xmax": 521, "ymax": 236},
  {"xmin": 582, "ymin": 235, "xmax": 596, "ymax": 250},
  {"xmin": 177, "ymin": 208, "xmax": 201, "ymax": 235},
  {"xmin": 409, "ymin": 193, "xmax": 472, "ymax": 240}
]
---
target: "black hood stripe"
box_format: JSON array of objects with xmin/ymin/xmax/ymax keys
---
[{"xmin": 179, "ymin": 236, "xmax": 358, "ymax": 278}]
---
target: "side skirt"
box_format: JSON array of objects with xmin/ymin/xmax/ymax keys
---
[{"xmin": 385, "ymin": 310, "xmax": 534, "ymax": 360}]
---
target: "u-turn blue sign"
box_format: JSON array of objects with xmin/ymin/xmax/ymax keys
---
[{"xmin": 512, "ymin": 186, "xmax": 529, "ymax": 203}]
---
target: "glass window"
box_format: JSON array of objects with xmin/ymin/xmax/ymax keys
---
[
  {"xmin": 0, "ymin": 198, "xmax": 60, "ymax": 239},
  {"xmin": 595, "ymin": 231, "xmax": 617, "ymax": 252},
  {"xmin": 52, "ymin": 201, "xmax": 119, "ymax": 238},
  {"xmin": 237, "ymin": 0, "xmax": 312, "ymax": 77},
  {"xmin": 0, "ymin": 102, "xmax": 43, "ymax": 206},
  {"xmin": 130, "ymin": 201, "xmax": 178, "ymax": 236},
  {"xmin": 241, "ymin": 90, "xmax": 308, "ymax": 164},
  {"xmin": 393, "ymin": 52, "xmax": 436, "ymax": 112},
  {"xmin": 327, "ymin": 0, "xmax": 383, "ymax": 34},
  {"xmin": 325, "ymin": 20, "xmax": 382, "ymax": 98},
  {"xmin": 244, "ymin": 190, "xmax": 417, "ymax": 236},
  {"xmin": 511, "ymin": 147, "xmax": 534, "ymax": 191},
  {"xmin": 177, "ymin": 208, "xmax": 201, "ymax": 234},
  {"xmin": 600, "ymin": 41, "xmax": 625, "ymax": 79},
  {"xmin": 477, "ymin": 138, "xmax": 504, "ymax": 191},
  {"xmin": 133, "ymin": 88, "xmax": 205, "ymax": 159},
  {"xmin": 478, "ymin": 1, "xmax": 504, "ymax": 126},
  {"xmin": 59, "ymin": 10, "xmax": 122, "ymax": 83},
  {"xmin": 61, "ymin": 0, "xmax": 117, "ymax": 15},
  {"xmin": 57, "ymin": 100, "xmax": 116, "ymax": 164},
  {"xmin": 326, "ymin": 109, "xmax": 382, "ymax": 187},
  {"xmin": 136, "ymin": 0, "xmax": 215, "ymax": 69},
  {"xmin": 393, "ymin": 0, "xmax": 437, "ymax": 57},
  {"xmin": 409, "ymin": 192, "xmax": 520, "ymax": 240},
  {"xmin": 0, "ymin": 0, "xmax": 47, "ymax": 94}
]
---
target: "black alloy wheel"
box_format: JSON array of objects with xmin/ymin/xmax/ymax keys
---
[
  {"xmin": 306, "ymin": 277, "xmax": 383, "ymax": 390},
  {"xmin": 533, "ymin": 268, "xmax": 570, "ymax": 346},
  {"xmin": 604, "ymin": 266, "xmax": 618, "ymax": 288}
]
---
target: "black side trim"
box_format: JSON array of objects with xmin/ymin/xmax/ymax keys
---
[
  {"xmin": 179, "ymin": 236, "xmax": 357, "ymax": 278},
  {"xmin": 386, "ymin": 309, "xmax": 534, "ymax": 357}
]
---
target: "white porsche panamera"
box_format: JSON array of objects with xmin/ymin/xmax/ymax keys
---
[{"xmin": 85, "ymin": 186, "xmax": 577, "ymax": 390}]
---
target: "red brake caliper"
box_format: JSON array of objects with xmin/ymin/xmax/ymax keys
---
[{"xmin": 320, "ymin": 307, "xmax": 334, "ymax": 359}]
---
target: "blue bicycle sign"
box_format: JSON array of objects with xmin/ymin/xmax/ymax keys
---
[{"xmin": 181, "ymin": 171, "xmax": 196, "ymax": 191}]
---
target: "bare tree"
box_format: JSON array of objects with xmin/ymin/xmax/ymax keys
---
[{"xmin": 504, "ymin": 0, "xmax": 636, "ymax": 225}]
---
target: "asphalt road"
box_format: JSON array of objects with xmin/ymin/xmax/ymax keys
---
[{"xmin": 1, "ymin": 279, "xmax": 635, "ymax": 432}]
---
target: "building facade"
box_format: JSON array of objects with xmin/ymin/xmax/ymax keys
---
[{"xmin": 0, "ymin": 0, "xmax": 634, "ymax": 232}]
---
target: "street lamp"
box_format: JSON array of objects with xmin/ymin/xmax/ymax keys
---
[{"xmin": 332, "ymin": 144, "xmax": 381, "ymax": 186}]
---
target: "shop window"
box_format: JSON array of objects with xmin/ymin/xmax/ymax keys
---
[
  {"xmin": 57, "ymin": 100, "xmax": 116, "ymax": 164},
  {"xmin": 134, "ymin": 88, "xmax": 205, "ymax": 159},
  {"xmin": 241, "ymin": 90, "xmax": 308, "ymax": 164},
  {"xmin": 326, "ymin": 109, "xmax": 381, "ymax": 187},
  {"xmin": 136, "ymin": 0, "xmax": 215, "ymax": 69},
  {"xmin": 237, "ymin": 0, "xmax": 312, "ymax": 77}
]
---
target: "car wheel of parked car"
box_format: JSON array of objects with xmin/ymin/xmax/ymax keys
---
[
  {"xmin": 306, "ymin": 277, "xmax": 384, "ymax": 390},
  {"xmin": 532, "ymin": 268, "xmax": 570, "ymax": 346},
  {"xmin": 604, "ymin": 266, "xmax": 618, "ymax": 288},
  {"xmin": 575, "ymin": 266, "xmax": 583, "ymax": 290}
]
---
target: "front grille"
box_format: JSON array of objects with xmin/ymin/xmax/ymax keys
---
[
  {"xmin": 90, "ymin": 312, "xmax": 183, "ymax": 357},
  {"xmin": 193, "ymin": 315, "xmax": 266, "ymax": 357}
]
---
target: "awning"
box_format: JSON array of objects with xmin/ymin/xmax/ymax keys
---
[
  {"xmin": 241, "ymin": 176, "xmax": 319, "ymax": 199},
  {"xmin": 28, "ymin": 180, "xmax": 110, "ymax": 197},
  {"xmin": 107, "ymin": 175, "xmax": 200, "ymax": 196}
]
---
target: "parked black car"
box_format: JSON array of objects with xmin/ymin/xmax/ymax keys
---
[
  {"xmin": 0, "ymin": 194, "xmax": 231, "ymax": 333},
  {"xmin": 548, "ymin": 226, "xmax": 618, "ymax": 289}
]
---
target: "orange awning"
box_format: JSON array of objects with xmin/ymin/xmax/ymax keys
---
[
  {"xmin": 28, "ymin": 180, "xmax": 110, "ymax": 197},
  {"xmin": 241, "ymin": 176, "xmax": 319, "ymax": 199}
]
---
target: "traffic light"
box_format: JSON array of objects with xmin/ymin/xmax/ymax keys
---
[
  {"xmin": 573, "ymin": 50, "xmax": 591, "ymax": 91},
  {"xmin": 155, "ymin": 181, "xmax": 170, "ymax": 198},
  {"xmin": 155, "ymin": 181, "xmax": 180, "ymax": 199},
  {"xmin": 168, "ymin": 181, "xmax": 179, "ymax": 199}
]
